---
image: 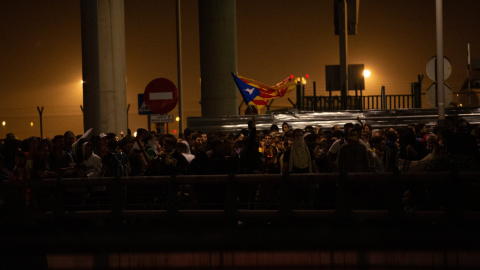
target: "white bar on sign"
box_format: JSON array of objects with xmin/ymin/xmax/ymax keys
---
[{"xmin": 150, "ymin": 92, "xmax": 173, "ymax": 100}]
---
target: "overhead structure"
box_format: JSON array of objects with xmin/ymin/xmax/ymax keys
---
[
  {"xmin": 198, "ymin": 0, "xmax": 238, "ymax": 117},
  {"xmin": 81, "ymin": 0, "xmax": 128, "ymax": 135}
]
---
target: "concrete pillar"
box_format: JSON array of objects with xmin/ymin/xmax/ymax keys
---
[
  {"xmin": 199, "ymin": 0, "xmax": 238, "ymax": 117},
  {"xmin": 81, "ymin": 0, "xmax": 128, "ymax": 135}
]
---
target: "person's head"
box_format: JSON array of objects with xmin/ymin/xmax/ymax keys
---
[
  {"xmin": 195, "ymin": 134, "xmax": 204, "ymax": 144},
  {"xmin": 385, "ymin": 130, "xmax": 398, "ymax": 143},
  {"xmin": 122, "ymin": 136, "xmax": 134, "ymax": 154},
  {"xmin": 343, "ymin": 123, "xmax": 355, "ymax": 134},
  {"xmin": 64, "ymin": 131, "xmax": 75, "ymax": 148},
  {"xmin": 282, "ymin": 122, "xmax": 290, "ymax": 133},
  {"xmin": 199, "ymin": 131, "xmax": 208, "ymax": 143},
  {"xmin": 52, "ymin": 135, "xmax": 65, "ymax": 151},
  {"xmin": 371, "ymin": 129, "xmax": 382, "ymax": 138},
  {"xmin": 136, "ymin": 128, "xmax": 149, "ymax": 141},
  {"xmin": 371, "ymin": 135, "xmax": 385, "ymax": 151},
  {"xmin": 332, "ymin": 125, "xmax": 341, "ymax": 132},
  {"xmin": 406, "ymin": 124, "xmax": 416, "ymax": 133},
  {"xmin": 354, "ymin": 123, "xmax": 363, "ymax": 135},
  {"xmin": 415, "ymin": 123, "xmax": 427, "ymax": 134},
  {"xmin": 164, "ymin": 138, "xmax": 177, "ymax": 153},
  {"xmin": 107, "ymin": 138, "xmax": 118, "ymax": 152},
  {"xmin": 83, "ymin": 142, "xmax": 94, "ymax": 159},
  {"xmin": 273, "ymin": 135, "xmax": 282, "ymax": 148},
  {"xmin": 183, "ymin": 128, "xmax": 194, "ymax": 140},
  {"xmin": 293, "ymin": 129, "xmax": 304, "ymax": 141},
  {"xmin": 234, "ymin": 133, "xmax": 244, "ymax": 142},
  {"xmin": 6, "ymin": 133, "xmax": 15, "ymax": 140},
  {"xmin": 37, "ymin": 139, "xmax": 51, "ymax": 160},
  {"xmin": 28, "ymin": 137, "xmax": 39, "ymax": 152},
  {"xmin": 346, "ymin": 129, "xmax": 359, "ymax": 144},
  {"xmin": 270, "ymin": 124, "xmax": 279, "ymax": 133},
  {"xmin": 107, "ymin": 132, "xmax": 118, "ymax": 141},
  {"xmin": 305, "ymin": 125, "xmax": 314, "ymax": 134},
  {"xmin": 455, "ymin": 118, "xmax": 470, "ymax": 134},
  {"xmin": 264, "ymin": 134, "xmax": 273, "ymax": 146},
  {"xmin": 99, "ymin": 133, "xmax": 108, "ymax": 146},
  {"xmin": 175, "ymin": 141, "xmax": 189, "ymax": 154},
  {"xmin": 189, "ymin": 133, "xmax": 199, "ymax": 146},
  {"xmin": 363, "ymin": 124, "xmax": 372, "ymax": 133}
]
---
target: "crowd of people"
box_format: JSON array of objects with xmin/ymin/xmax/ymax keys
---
[{"xmin": 1, "ymin": 116, "xmax": 479, "ymax": 209}]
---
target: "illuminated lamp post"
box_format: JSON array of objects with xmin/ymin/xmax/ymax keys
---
[
  {"xmin": 1, "ymin": 121, "xmax": 5, "ymax": 139},
  {"xmin": 358, "ymin": 69, "xmax": 370, "ymax": 110},
  {"xmin": 296, "ymin": 76, "xmax": 307, "ymax": 110}
]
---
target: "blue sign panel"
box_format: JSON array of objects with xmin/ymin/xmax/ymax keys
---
[{"xmin": 138, "ymin": 94, "xmax": 153, "ymax": 115}]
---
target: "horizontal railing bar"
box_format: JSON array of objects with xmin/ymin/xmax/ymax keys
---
[{"xmin": 4, "ymin": 172, "xmax": 480, "ymax": 188}]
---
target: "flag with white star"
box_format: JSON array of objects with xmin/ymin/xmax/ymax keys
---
[{"xmin": 231, "ymin": 73, "xmax": 296, "ymax": 110}]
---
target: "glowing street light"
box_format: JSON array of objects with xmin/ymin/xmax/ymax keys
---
[
  {"xmin": 296, "ymin": 77, "xmax": 307, "ymax": 85},
  {"xmin": 363, "ymin": 69, "xmax": 371, "ymax": 78},
  {"xmin": 2, "ymin": 121, "xmax": 5, "ymax": 126}
]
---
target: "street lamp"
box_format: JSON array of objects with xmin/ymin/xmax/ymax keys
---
[
  {"xmin": 1, "ymin": 121, "xmax": 5, "ymax": 139},
  {"xmin": 295, "ymin": 76, "xmax": 308, "ymax": 110},
  {"xmin": 363, "ymin": 69, "xmax": 371, "ymax": 78}
]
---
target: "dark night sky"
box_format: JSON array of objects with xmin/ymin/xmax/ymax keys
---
[{"xmin": 1, "ymin": 0, "xmax": 480, "ymax": 139}]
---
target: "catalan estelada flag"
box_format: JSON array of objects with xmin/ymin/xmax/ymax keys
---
[{"xmin": 232, "ymin": 73, "xmax": 296, "ymax": 110}]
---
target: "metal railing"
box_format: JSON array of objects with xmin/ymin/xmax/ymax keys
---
[
  {"xmin": 303, "ymin": 94, "xmax": 415, "ymax": 111},
  {"xmin": 4, "ymin": 172, "xmax": 480, "ymax": 224},
  {"xmin": 4, "ymin": 172, "xmax": 480, "ymax": 269}
]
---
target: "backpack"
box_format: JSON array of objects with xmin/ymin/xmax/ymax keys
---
[{"xmin": 107, "ymin": 152, "xmax": 128, "ymax": 177}]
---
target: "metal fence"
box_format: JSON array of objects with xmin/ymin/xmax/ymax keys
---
[
  {"xmin": 5, "ymin": 172, "xmax": 480, "ymax": 223},
  {"xmin": 303, "ymin": 94, "xmax": 415, "ymax": 111}
]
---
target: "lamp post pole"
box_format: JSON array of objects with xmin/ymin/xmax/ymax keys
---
[
  {"xmin": 436, "ymin": 0, "xmax": 445, "ymax": 122},
  {"xmin": 37, "ymin": 106, "xmax": 44, "ymax": 138}
]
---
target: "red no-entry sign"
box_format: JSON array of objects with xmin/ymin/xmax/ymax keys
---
[{"xmin": 144, "ymin": 78, "xmax": 179, "ymax": 114}]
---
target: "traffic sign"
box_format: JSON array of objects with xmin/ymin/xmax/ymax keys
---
[
  {"xmin": 138, "ymin": 94, "xmax": 153, "ymax": 115},
  {"xmin": 151, "ymin": 114, "xmax": 174, "ymax": 123},
  {"xmin": 426, "ymin": 56, "xmax": 452, "ymax": 81},
  {"xmin": 144, "ymin": 78, "xmax": 178, "ymax": 114},
  {"xmin": 426, "ymin": 83, "xmax": 453, "ymax": 108}
]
